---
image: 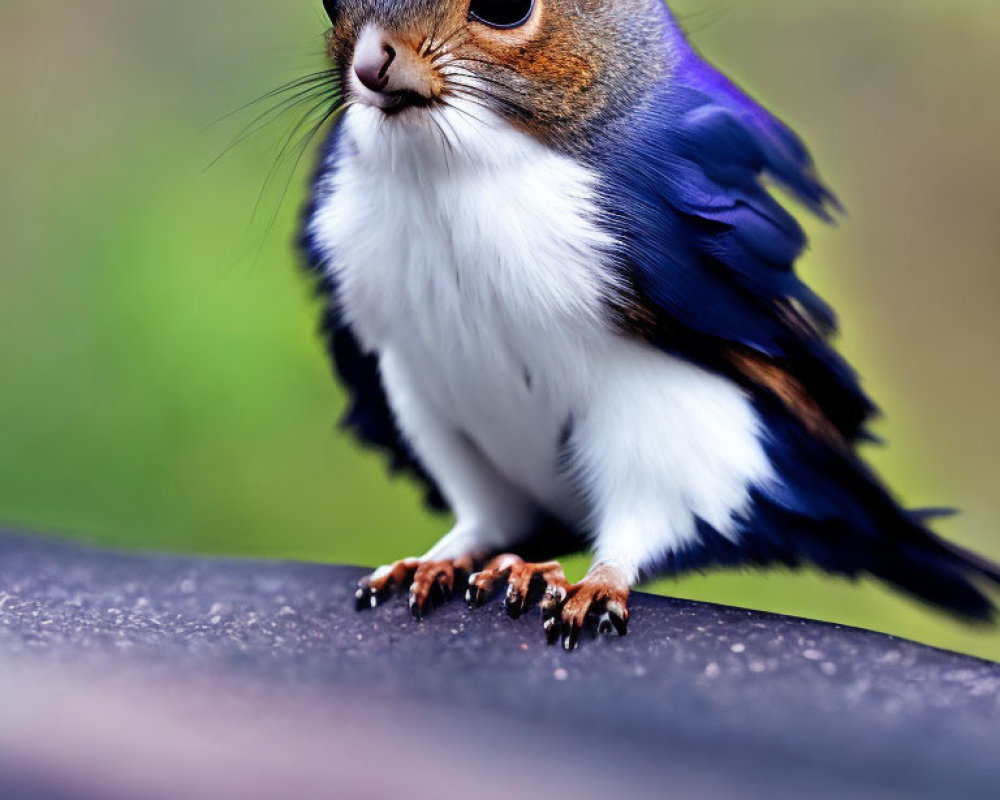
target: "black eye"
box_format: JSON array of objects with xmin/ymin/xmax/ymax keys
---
[
  {"xmin": 322, "ymin": 0, "xmax": 337, "ymax": 22},
  {"xmin": 468, "ymin": 0, "xmax": 535, "ymax": 29}
]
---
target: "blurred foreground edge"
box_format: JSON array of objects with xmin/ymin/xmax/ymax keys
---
[{"xmin": 0, "ymin": 531, "xmax": 997, "ymax": 800}]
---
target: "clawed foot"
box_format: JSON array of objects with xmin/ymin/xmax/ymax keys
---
[
  {"xmin": 355, "ymin": 556, "xmax": 473, "ymax": 618},
  {"xmin": 356, "ymin": 554, "xmax": 630, "ymax": 649},
  {"xmin": 467, "ymin": 556, "xmax": 629, "ymax": 650},
  {"xmin": 540, "ymin": 564, "xmax": 630, "ymax": 651},
  {"xmin": 466, "ymin": 555, "xmax": 569, "ymax": 619}
]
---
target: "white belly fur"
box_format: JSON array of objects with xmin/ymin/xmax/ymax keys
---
[{"xmin": 310, "ymin": 103, "xmax": 774, "ymax": 571}]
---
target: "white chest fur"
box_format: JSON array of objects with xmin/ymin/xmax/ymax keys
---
[
  {"xmin": 309, "ymin": 103, "xmax": 775, "ymax": 570},
  {"xmin": 310, "ymin": 105, "xmax": 620, "ymax": 516}
]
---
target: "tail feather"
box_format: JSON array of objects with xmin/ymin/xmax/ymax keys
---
[
  {"xmin": 748, "ymin": 395, "xmax": 1000, "ymax": 622},
  {"xmin": 936, "ymin": 537, "xmax": 1000, "ymax": 586},
  {"xmin": 892, "ymin": 511, "xmax": 1000, "ymax": 617},
  {"xmin": 870, "ymin": 539, "xmax": 998, "ymax": 622}
]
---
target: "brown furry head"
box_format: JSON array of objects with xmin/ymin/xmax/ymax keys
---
[{"xmin": 325, "ymin": 0, "xmax": 670, "ymax": 150}]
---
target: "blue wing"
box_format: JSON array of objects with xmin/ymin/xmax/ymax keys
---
[
  {"xmin": 593, "ymin": 24, "xmax": 1000, "ymax": 617},
  {"xmin": 592, "ymin": 25, "xmax": 876, "ymax": 442}
]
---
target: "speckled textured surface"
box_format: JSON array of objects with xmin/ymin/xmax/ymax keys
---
[{"xmin": 0, "ymin": 532, "xmax": 997, "ymax": 800}]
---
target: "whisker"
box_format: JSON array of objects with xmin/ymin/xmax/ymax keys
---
[
  {"xmin": 427, "ymin": 25, "xmax": 467, "ymax": 59},
  {"xmin": 211, "ymin": 69, "xmax": 340, "ymax": 128},
  {"xmin": 441, "ymin": 89, "xmax": 496, "ymax": 117},
  {"xmin": 429, "ymin": 39, "xmax": 471, "ymax": 68},
  {"xmin": 260, "ymin": 102, "xmax": 347, "ymax": 236},
  {"xmin": 238, "ymin": 98, "xmax": 347, "ymax": 275},
  {"xmin": 439, "ymin": 56, "xmax": 521, "ymax": 73},
  {"xmin": 437, "ymin": 101, "xmax": 498, "ymax": 153},
  {"xmin": 441, "ymin": 71, "xmax": 532, "ymax": 98},
  {"xmin": 444, "ymin": 81, "xmax": 533, "ymax": 114},
  {"xmin": 436, "ymin": 103, "xmax": 471, "ymax": 147},
  {"xmin": 444, "ymin": 86, "xmax": 533, "ymax": 121},
  {"xmin": 438, "ymin": 98, "xmax": 490, "ymax": 128},
  {"xmin": 677, "ymin": 3, "xmax": 732, "ymax": 35},
  {"xmin": 424, "ymin": 11, "xmax": 446, "ymax": 57},
  {"xmin": 428, "ymin": 114, "xmax": 455, "ymax": 177},
  {"xmin": 451, "ymin": 106, "xmax": 504, "ymax": 174},
  {"xmin": 251, "ymin": 95, "xmax": 345, "ymax": 227},
  {"xmin": 429, "ymin": 115, "xmax": 452, "ymax": 154},
  {"xmin": 443, "ymin": 88, "xmax": 508, "ymax": 117},
  {"xmin": 206, "ymin": 81, "xmax": 341, "ymax": 171}
]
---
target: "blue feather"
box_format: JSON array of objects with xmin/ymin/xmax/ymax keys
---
[
  {"xmin": 589, "ymin": 16, "xmax": 874, "ymax": 441},
  {"xmin": 588, "ymin": 14, "xmax": 999, "ymax": 616}
]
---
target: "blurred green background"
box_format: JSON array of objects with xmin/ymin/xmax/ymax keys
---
[{"xmin": 2, "ymin": 0, "xmax": 999, "ymax": 660}]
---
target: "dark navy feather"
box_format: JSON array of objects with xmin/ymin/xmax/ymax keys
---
[{"xmin": 590, "ymin": 10, "xmax": 875, "ymax": 442}]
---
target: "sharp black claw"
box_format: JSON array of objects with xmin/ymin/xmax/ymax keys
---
[
  {"xmin": 562, "ymin": 623, "xmax": 580, "ymax": 652},
  {"xmin": 541, "ymin": 587, "xmax": 566, "ymax": 646},
  {"xmin": 504, "ymin": 587, "xmax": 524, "ymax": 619},
  {"xmin": 539, "ymin": 593, "xmax": 559, "ymax": 617},
  {"xmin": 606, "ymin": 602, "xmax": 628, "ymax": 637},
  {"xmin": 467, "ymin": 573, "xmax": 500, "ymax": 609},
  {"xmin": 354, "ymin": 585, "xmax": 389, "ymax": 611},
  {"xmin": 544, "ymin": 615, "xmax": 560, "ymax": 646},
  {"xmin": 409, "ymin": 595, "xmax": 424, "ymax": 620}
]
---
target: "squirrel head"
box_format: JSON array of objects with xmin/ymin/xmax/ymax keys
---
[{"xmin": 323, "ymin": 0, "xmax": 671, "ymax": 149}]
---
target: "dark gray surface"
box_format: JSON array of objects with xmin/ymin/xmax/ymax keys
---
[{"xmin": 0, "ymin": 532, "xmax": 997, "ymax": 800}]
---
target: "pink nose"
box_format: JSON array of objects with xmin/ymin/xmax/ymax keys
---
[{"xmin": 353, "ymin": 30, "xmax": 396, "ymax": 94}]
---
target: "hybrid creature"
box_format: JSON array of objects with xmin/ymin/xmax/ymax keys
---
[{"xmin": 300, "ymin": 0, "xmax": 1000, "ymax": 648}]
